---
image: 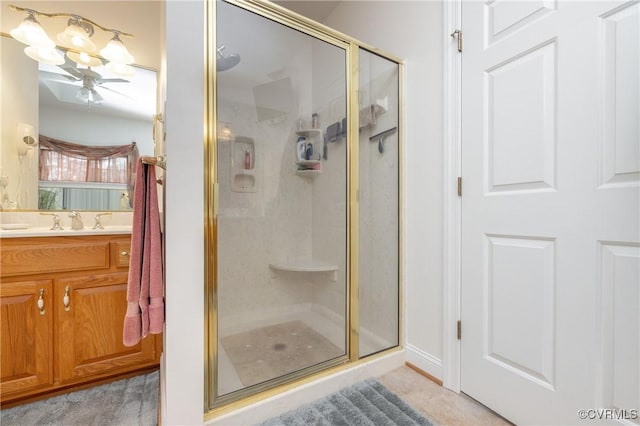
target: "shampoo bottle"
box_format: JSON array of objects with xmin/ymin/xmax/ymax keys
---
[
  {"xmin": 296, "ymin": 137, "xmax": 306, "ymax": 161},
  {"xmin": 244, "ymin": 149, "xmax": 252, "ymax": 169}
]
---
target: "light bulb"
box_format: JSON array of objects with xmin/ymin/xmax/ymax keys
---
[
  {"xmin": 67, "ymin": 51, "xmax": 102, "ymax": 67},
  {"xmin": 106, "ymin": 62, "xmax": 135, "ymax": 77},
  {"xmin": 24, "ymin": 46, "xmax": 64, "ymax": 65}
]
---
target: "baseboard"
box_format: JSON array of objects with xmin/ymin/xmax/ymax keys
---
[
  {"xmin": 405, "ymin": 343, "xmax": 443, "ymax": 382},
  {"xmin": 207, "ymin": 350, "xmax": 405, "ymax": 425},
  {"xmin": 406, "ymin": 362, "xmax": 443, "ymax": 386}
]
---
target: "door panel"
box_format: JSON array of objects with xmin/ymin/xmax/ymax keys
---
[
  {"xmin": 599, "ymin": 243, "xmax": 640, "ymax": 415},
  {"xmin": 600, "ymin": 2, "xmax": 639, "ymax": 187},
  {"xmin": 485, "ymin": 235, "xmax": 555, "ymax": 390},
  {"xmin": 56, "ymin": 273, "xmax": 156, "ymax": 383},
  {"xmin": 0, "ymin": 280, "xmax": 53, "ymax": 398},
  {"xmin": 461, "ymin": 1, "xmax": 639, "ymax": 423},
  {"xmin": 485, "ymin": 39, "xmax": 556, "ymax": 193}
]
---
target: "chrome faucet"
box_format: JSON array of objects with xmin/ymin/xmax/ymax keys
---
[
  {"xmin": 68, "ymin": 211, "xmax": 84, "ymax": 230},
  {"xmin": 40, "ymin": 212, "xmax": 63, "ymax": 230},
  {"xmin": 93, "ymin": 212, "xmax": 112, "ymax": 229}
]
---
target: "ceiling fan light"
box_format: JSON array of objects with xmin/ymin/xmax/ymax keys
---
[
  {"xmin": 76, "ymin": 87, "xmax": 89, "ymax": 102},
  {"xmin": 67, "ymin": 51, "xmax": 102, "ymax": 67},
  {"xmin": 58, "ymin": 24, "xmax": 96, "ymax": 52},
  {"xmin": 100, "ymin": 34, "xmax": 134, "ymax": 65},
  {"xmin": 106, "ymin": 62, "xmax": 135, "ymax": 77},
  {"xmin": 24, "ymin": 46, "xmax": 64, "ymax": 65},
  {"xmin": 10, "ymin": 15, "xmax": 55, "ymax": 48}
]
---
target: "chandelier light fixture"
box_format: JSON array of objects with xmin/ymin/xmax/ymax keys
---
[{"xmin": 8, "ymin": 5, "xmax": 135, "ymax": 76}]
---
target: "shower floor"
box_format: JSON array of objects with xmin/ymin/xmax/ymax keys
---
[{"xmin": 220, "ymin": 320, "xmax": 343, "ymax": 390}]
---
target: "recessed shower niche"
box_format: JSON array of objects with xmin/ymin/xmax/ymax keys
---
[
  {"xmin": 207, "ymin": 0, "xmax": 401, "ymax": 412},
  {"xmin": 231, "ymin": 136, "xmax": 256, "ymax": 193}
]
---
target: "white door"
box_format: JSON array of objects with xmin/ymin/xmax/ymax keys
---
[{"xmin": 461, "ymin": 1, "xmax": 640, "ymax": 424}]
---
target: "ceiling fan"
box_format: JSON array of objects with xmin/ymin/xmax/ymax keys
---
[{"xmin": 42, "ymin": 55, "xmax": 130, "ymax": 105}]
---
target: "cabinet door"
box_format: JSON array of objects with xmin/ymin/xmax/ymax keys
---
[
  {"xmin": 55, "ymin": 273, "xmax": 157, "ymax": 383},
  {"xmin": 1, "ymin": 280, "xmax": 53, "ymax": 398}
]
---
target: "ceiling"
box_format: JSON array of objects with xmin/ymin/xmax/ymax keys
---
[
  {"xmin": 273, "ymin": 1, "xmax": 341, "ymax": 22},
  {"xmin": 1, "ymin": 1, "xmax": 162, "ymax": 70}
]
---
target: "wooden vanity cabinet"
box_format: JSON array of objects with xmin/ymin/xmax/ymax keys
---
[
  {"xmin": 1, "ymin": 280, "xmax": 53, "ymax": 396},
  {"xmin": 0, "ymin": 235, "xmax": 161, "ymax": 405}
]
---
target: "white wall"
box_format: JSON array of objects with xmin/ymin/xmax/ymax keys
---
[
  {"xmin": 324, "ymin": 1, "xmax": 445, "ymax": 378},
  {"xmin": 164, "ymin": 1, "xmax": 205, "ymax": 424}
]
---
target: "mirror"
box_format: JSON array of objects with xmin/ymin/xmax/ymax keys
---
[{"xmin": 0, "ymin": 1, "xmax": 163, "ymax": 211}]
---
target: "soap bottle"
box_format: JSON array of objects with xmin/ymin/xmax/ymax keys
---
[
  {"xmin": 244, "ymin": 149, "xmax": 252, "ymax": 169},
  {"xmin": 296, "ymin": 137, "xmax": 306, "ymax": 161}
]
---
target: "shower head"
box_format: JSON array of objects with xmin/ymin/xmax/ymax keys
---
[{"xmin": 217, "ymin": 45, "xmax": 240, "ymax": 72}]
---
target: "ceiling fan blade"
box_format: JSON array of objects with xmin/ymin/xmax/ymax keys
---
[
  {"xmin": 97, "ymin": 85, "xmax": 135, "ymax": 101},
  {"xmin": 90, "ymin": 89, "xmax": 104, "ymax": 103},
  {"xmin": 99, "ymin": 78, "xmax": 129, "ymax": 84},
  {"xmin": 62, "ymin": 74, "xmax": 80, "ymax": 82},
  {"xmin": 57, "ymin": 55, "xmax": 83, "ymax": 80}
]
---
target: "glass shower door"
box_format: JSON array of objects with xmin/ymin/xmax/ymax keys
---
[
  {"xmin": 213, "ymin": 1, "xmax": 349, "ymax": 401},
  {"xmin": 358, "ymin": 48, "xmax": 400, "ymax": 357}
]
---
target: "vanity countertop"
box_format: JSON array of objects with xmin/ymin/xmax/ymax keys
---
[
  {"xmin": 0, "ymin": 211, "xmax": 134, "ymax": 238},
  {"xmin": 0, "ymin": 226, "xmax": 132, "ymax": 238}
]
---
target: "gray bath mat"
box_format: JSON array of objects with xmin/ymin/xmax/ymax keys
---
[
  {"xmin": 259, "ymin": 378, "xmax": 435, "ymax": 426},
  {"xmin": 0, "ymin": 371, "xmax": 158, "ymax": 426}
]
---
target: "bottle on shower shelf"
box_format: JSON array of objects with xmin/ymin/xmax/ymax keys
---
[
  {"xmin": 244, "ymin": 149, "xmax": 252, "ymax": 169},
  {"xmin": 296, "ymin": 136, "xmax": 306, "ymax": 161}
]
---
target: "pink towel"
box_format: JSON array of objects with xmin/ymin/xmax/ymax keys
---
[{"xmin": 123, "ymin": 159, "xmax": 164, "ymax": 347}]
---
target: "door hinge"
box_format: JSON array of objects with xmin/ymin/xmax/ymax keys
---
[
  {"xmin": 451, "ymin": 29, "xmax": 462, "ymax": 52},
  {"xmin": 457, "ymin": 177, "xmax": 462, "ymax": 197},
  {"xmin": 457, "ymin": 320, "xmax": 462, "ymax": 340}
]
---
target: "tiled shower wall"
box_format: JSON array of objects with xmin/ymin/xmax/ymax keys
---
[{"xmin": 216, "ymin": 38, "xmax": 317, "ymax": 330}]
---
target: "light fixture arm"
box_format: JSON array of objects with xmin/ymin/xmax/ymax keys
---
[
  {"xmin": 67, "ymin": 16, "xmax": 95, "ymax": 37},
  {"xmin": 9, "ymin": 4, "xmax": 134, "ymax": 38}
]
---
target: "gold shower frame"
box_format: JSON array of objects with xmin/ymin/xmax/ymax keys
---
[{"xmin": 204, "ymin": 0, "xmax": 404, "ymax": 417}]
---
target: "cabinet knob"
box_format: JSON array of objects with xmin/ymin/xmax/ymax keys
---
[
  {"xmin": 63, "ymin": 286, "xmax": 71, "ymax": 312},
  {"xmin": 120, "ymin": 251, "xmax": 129, "ymax": 256},
  {"xmin": 37, "ymin": 288, "xmax": 45, "ymax": 316}
]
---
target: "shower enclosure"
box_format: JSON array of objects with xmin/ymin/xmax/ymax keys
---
[{"xmin": 206, "ymin": 0, "xmax": 401, "ymax": 411}]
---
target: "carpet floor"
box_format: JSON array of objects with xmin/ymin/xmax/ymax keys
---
[
  {"xmin": 259, "ymin": 378, "xmax": 435, "ymax": 426},
  {"xmin": 0, "ymin": 371, "xmax": 158, "ymax": 426}
]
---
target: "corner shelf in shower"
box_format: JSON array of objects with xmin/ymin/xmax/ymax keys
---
[
  {"xmin": 295, "ymin": 129, "xmax": 323, "ymax": 177},
  {"xmin": 268, "ymin": 260, "xmax": 338, "ymax": 281},
  {"xmin": 296, "ymin": 128, "xmax": 322, "ymax": 138},
  {"xmin": 295, "ymin": 159, "xmax": 322, "ymax": 177}
]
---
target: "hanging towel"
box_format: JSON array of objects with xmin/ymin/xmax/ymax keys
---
[{"xmin": 123, "ymin": 159, "xmax": 164, "ymax": 347}]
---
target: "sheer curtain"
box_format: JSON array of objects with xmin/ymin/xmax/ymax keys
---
[{"xmin": 39, "ymin": 135, "xmax": 139, "ymax": 200}]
